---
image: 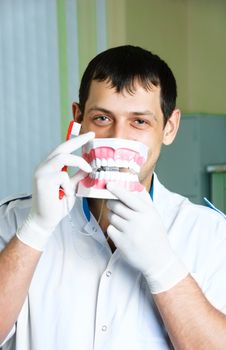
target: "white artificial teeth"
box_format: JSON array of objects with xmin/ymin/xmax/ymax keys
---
[
  {"xmin": 112, "ymin": 171, "xmax": 120, "ymax": 180},
  {"xmin": 105, "ymin": 171, "xmax": 111, "ymax": 180},
  {"xmin": 91, "ymin": 157, "xmax": 141, "ymax": 173},
  {"xmin": 116, "ymin": 159, "xmax": 125, "ymax": 168},
  {"xmin": 107, "ymin": 158, "xmax": 115, "ymax": 167},
  {"xmin": 99, "ymin": 171, "xmax": 105, "ymax": 180},
  {"xmin": 129, "ymin": 160, "xmax": 140, "ymax": 173},
  {"xmin": 91, "ymin": 160, "xmax": 96, "ymax": 169},
  {"xmin": 118, "ymin": 172, "xmax": 126, "ymax": 181},
  {"xmin": 101, "ymin": 158, "xmax": 108, "ymax": 167},
  {"xmin": 96, "ymin": 158, "xmax": 101, "ymax": 169},
  {"xmin": 109, "ymin": 171, "xmax": 116, "ymax": 180},
  {"xmin": 122, "ymin": 160, "xmax": 129, "ymax": 168}
]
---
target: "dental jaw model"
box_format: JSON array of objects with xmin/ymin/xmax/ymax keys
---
[{"xmin": 76, "ymin": 138, "xmax": 148, "ymax": 199}]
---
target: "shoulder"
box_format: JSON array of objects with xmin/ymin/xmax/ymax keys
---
[
  {"xmin": 154, "ymin": 173, "xmax": 226, "ymax": 234},
  {"xmin": 0, "ymin": 193, "xmax": 32, "ymax": 218},
  {"xmin": 153, "ymin": 174, "xmax": 190, "ymax": 222},
  {"xmin": 182, "ymin": 200, "xmax": 226, "ymax": 234},
  {"xmin": 0, "ymin": 193, "xmax": 32, "ymax": 207},
  {"xmin": 0, "ymin": 194, "xmax": 32, "ymax": 249}
]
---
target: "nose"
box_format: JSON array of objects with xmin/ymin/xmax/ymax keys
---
[{"xmin": 110, "ymin": 121, "xmax": 129, "ymax": 139}]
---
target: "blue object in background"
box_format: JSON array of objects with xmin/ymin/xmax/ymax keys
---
[{"xmin": 204, "ymin": 197, "xmax": 226, "ymax": 220}]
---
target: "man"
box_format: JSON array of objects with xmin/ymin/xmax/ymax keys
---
[{"xmin": 0, "ymin": 45, "xmax": 226, "ymax": 349}]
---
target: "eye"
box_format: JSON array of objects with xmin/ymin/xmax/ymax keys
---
[
  {"xmin": 92, "ymin": 115, "xmax": 112, "ymax": 126},
  {"xmin": 133, "ymin": 118, "xmax": 149, "ymax": 129},
  {"xmin": 135, "ymin": 119, "xmax": 146, "ymax": 124},
  {"xmin": 95, "ymin": 115, "xmax": 109, "ymax": 121}
]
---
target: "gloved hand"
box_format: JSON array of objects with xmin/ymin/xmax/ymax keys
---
[
  {"xmin": 106, "ymin": 183, "xmax": 188, "ymax": 294},
  {"xmin": 17, "ymin": 132, "xmax": 95, "ymax": 251}
]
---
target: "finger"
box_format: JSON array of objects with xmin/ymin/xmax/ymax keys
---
[
  {"xmin": 48, "ymin": 131, "xmax": 95, "ymax": 159},
  {"xmin": 42, "ymin": 153, "xmax": 92, "ymax": 173},
  {"xmin": 59, "ymin": 172, "xmax": 76, "ymax": 211},
  {"xmin": 35, "ymin": 171, "xmax": 72, "ymax": 199},
  {"xmin": 70, "ymin": 170, "xmax": 88, "ymax": 191},
  {"xmin": 58, "ymin": 171, "xmax": 74, "ymax": 197},
  {"xmin": 107, "ymin": 224, "xmax": 122, "ymax": 247},
  {"xmin": 106, "ymin": 183, "xmax": 150, "ymax": 211},
  {"xmin": 107, "ymin": 199, "xmax": 133, "ymax": 220},
  {"xmin": 108, "ymin": 212, "xmax": 127, "ymax": 232}
]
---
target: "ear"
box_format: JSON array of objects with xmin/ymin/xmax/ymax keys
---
[
  {"xmin": 72, "ymin": 102, "xmax": 83, "ymax": 123},
  {"xmin": 163, "ymin": 109, "xmax": 181, "ymax": 145}
]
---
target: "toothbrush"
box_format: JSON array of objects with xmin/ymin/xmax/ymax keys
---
[{"xmin": 59, "ymin": 120, "xmax": 81, "ymax": 199}]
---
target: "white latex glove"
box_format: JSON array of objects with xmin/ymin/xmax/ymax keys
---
[
  {"xmin": 106, "ymin": 183, "xmax": 188, "ymax": 294},
  {"xmin": 17, "ymin": 132, "xmax": 95, "ymax": 251}
]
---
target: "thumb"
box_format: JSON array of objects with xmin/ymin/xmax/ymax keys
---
[{"xmin": 70, "ymin": 170, "xmax": 88, "ymax": 191}]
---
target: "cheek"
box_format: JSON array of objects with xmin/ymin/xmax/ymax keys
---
[
  {"xmin": 142, "ymin": 129, "xmax": 164, "ymax": 147},
  {"xmin": 142, "ymin": 140, "xmax": 163, "ymax": 170},
  {"xmin": 80, "ymin": 120, "xmax": 94, "ymax": 133},
  {"xmin": 91, "ymin": 128, "xmax": 110, "ymax": 138},
  {"xmin": 80, "ymin": 119, "xmax": 106, "ymax": 135}
]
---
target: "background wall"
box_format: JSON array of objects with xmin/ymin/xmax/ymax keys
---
[
  {"xmin": 106, "ymin": 0, "xmax": 226, "ymax": 115},
  {"xmin": 0, "ymin": 0, "xmax": 61, "ymax": 199}
]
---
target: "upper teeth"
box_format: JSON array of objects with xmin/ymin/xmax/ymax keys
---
[
  {"xmin": 90, "ymin": 158, "xmax": 140, "ymax": 173},
  {"xmin": 89, "ymin": 171, "xmax": 139, "ymax": 182}
]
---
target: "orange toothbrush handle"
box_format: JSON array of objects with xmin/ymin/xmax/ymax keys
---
[{"xmin": 59, "ymin": 121, "xmax": 76, "ymax": 200}]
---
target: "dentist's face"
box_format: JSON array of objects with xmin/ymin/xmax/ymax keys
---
[{"xmin": 76, "ymin": 80, "xmax": 175, "ymax": 191}]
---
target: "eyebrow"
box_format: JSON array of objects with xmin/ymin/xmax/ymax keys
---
[
  {"xmin": 87, "ymin": 106, "xmax": 157, "ymax": 120},
  {"xmin": 133, "ymin": 110, "xmax": 157, "ymax": 121},
  {"xmin": 87, "ymin": 106, "xmax": 112, "ymax": 115}
]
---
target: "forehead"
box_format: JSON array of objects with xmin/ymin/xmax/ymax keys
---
[{"xmin": 85, "ymin": 80, "xmax": 162, "ymax": 113}]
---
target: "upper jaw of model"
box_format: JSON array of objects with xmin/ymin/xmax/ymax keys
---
[{"xmin": 76, "ymin": 138, "xmax": 148, "ymax": 199}]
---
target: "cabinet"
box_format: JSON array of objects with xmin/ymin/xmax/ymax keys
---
[
  {"xmin": 207, "ymin": 164, "xmax": 226, "ymax": 213},
  {"xmin": 156, "ymin": 115, "xmax": 226, "ymax": 209}
]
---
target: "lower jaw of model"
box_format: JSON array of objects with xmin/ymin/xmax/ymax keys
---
[{"xmin": 76, "ymin": 138, "xmax": 148, "ymax": 199}]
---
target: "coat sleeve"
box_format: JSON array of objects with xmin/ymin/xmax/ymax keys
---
[{"xmin": 0, "ymin": 194, "xmax": 31, "ymax": 251}]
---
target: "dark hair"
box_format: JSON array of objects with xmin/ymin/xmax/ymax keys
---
[{"xmin": 79, "ymin": 45, "xmax": 177, "ymax": 124}]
